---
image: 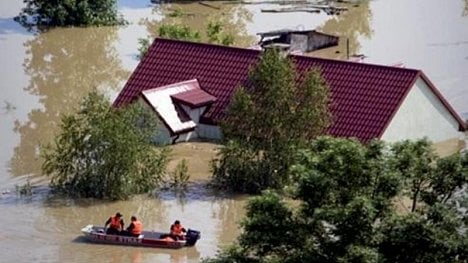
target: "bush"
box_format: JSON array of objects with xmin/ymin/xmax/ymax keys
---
[
  {"xmin": 42, "ymin": 91, "xmax": 169, "ymax": 200},
  {"xmin": 211, "ymin": 141, "xmax": 285, "ymax": 194},
  {"xmin": 169, "ymin": 159, "xmax": 190, "ymax": 189},
  {"xmin": 16, "ymin": 180, "xmax": 33, "ymax": 196},
  {"xmin": 15, "ymin": 0, "xmax": 126, "ymax": 28}
]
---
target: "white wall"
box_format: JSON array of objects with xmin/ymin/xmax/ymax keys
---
[
  {"xmin": 381, "ymin": 77, "xmax": 463, "ymax": 143},
  {"xmin": 182, "ymin": 105, "xmax": 206, "ymax": 124},
  {"xmin": 180, "ymin": 104, "xmax": 211, "ymax": 141},
  {"xmin": 198, "ymin": 124, "xmax": 222, "ymax": 140},
  {"xmin": 152, "ymin": 118, "xmax": 171, "ymax": 144},
  {"xmin": 173, "ymin": 131, "xmax": 193, "ymax": 143}
]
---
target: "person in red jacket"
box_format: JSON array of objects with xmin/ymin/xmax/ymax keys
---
[
  {"xmin": 170, "ymin": 220, "xmax": 186, "ymax": 240},
  {"xmin": 125, "ymin": 216, "xmax": 143, "ymax": 237},
  {"xmin": 104, "ymin": 212, "xmax": 124, "ymax": 235}
]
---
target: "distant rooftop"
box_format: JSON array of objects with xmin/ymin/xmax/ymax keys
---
[{"xmin": 257, "ymin": 28, "xmax": 335, "ymax": 38}]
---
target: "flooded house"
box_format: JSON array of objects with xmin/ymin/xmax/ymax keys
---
[
  {"xmin": 257, "ymin": 29, "xmax": 339, "ymax": 54},
  {"xmin": 114, "ymin": 38, "xmax": 467, "ymax": 154}
]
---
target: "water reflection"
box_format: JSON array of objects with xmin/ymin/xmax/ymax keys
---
[
  {"xmin": 31, "ymin": 187, "xmax": 246, "ymax": 263},
  {"xmin": 144, "ymin": 2, "xmax": 255, "ymax": 46},
  {"xmin": 312, "ymin": 1, "xmax": 372, "ymax": 60},
  {"xmin": 464, "ymin": 0, "xmax": 468, "ymax": 16},
  {"xmin": 9, "ymin": 26, "xmax": 128, "ymax": 177},
  {"xmin": 0, "ymin": 17, "xmax": 30, "ymax": 35}
]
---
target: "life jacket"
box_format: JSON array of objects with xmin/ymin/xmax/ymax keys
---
[
  {"xmin": 110, "ymin": 216, "xmax": 121, "ymax": 229},
  {"xmin": 171, "ymin": 224, "xmax": 184, "ymax": 236},
  {"xmin": 131, "ymin": 220, "xmax": 142, "ymax": 235}
]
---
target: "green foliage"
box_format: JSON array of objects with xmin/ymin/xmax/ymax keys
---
[
  {"xmin": 15, "ymin": 0, "xmax": 126, "ymax": 28},
  {"xmin": 157, "ymin": 21, "xmax": 234, "ymax": 46},
  {"xmin": 294, "ymin": 138, "xmax": 401, "ymax": 215},
  {"xmin": 206, "ymin": 137, "xmax": 468, "ymax": 263},
  {"xmin": 389, "ymin": 139, "xmax": 436, "ymax": 212},
  {"xmin": 212, "ymin": 49, "xmax": 331, "ymax": 193},
  {"xmin": 158, "ymin": 24, "xmax": 201, "ymax": 42},
  {"xmin": 211, "ymin": 140, "xmax": 285, "ymax": 193},
  {"xmin": 42, "ymin": 91, "xmax": 169, "ymax": 200},
  {"xmin": 239, "ymin": 191, "xmax": 299, "ymax": 257},
  {"xmin": 423, "ymin": 151, "xmax": 468, "ymax": 205},
  {"xmin": 15, "ymin": 180, "xmax": 33, "ymax": 196},
  {"xmin": 379, "ymin": 204, "xmax": 468, "ymax": 263},
  {"xmin": 168, "ymin": 159, "xmax": 190, "ymax": 188},
  {"xmin": 167, "ymin": 8, "xmax": 184, "ymax": 18},
  {"xmin": 137, "ymin": 37, "xmax": 151, "ymax": 60},
  {"xmin": 207, "ymin": 21, "xmax": 234, "ymax": 46}
]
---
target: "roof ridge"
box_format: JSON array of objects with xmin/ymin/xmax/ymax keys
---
[
  {"xmin": 154, "ymin": 37, "xmax": 262, "ymax": 56},
  {"xmin": 291, "ymin": 53, "xmax": 421, "ymax": 73},
  {"xmin": 154, "ymin": 38, "xmax": 421, "ymax": 74}
]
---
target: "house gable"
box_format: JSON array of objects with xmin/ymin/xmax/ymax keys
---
[{"xmin": 382, "ymin": 76, "xmax": 464, "ymax": 143}]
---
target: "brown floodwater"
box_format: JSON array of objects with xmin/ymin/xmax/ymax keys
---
[{"xmin": 0, "ymin": 0, "xmax": 467, "ymax": 262}]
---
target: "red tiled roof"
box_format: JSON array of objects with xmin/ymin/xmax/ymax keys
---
[
  {"xmin": 171, "ymin": 88, "xmax": 217, "ymax": 108},
  {"xmin": 114, "ymin": 38, "xmax": 466, "ymax": 142}
]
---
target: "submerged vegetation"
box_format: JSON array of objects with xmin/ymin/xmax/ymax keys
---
[
  {"xmin": 138, "ymin": 19, "xmax": 234, "ymax": 59},
  {"xmin": 167, "ymin": 159, "xmax": 190, "ymax": 189},
  {"xmin": 204, "ymin": 137, "xmax": 468, "ymax": 263},
  {"xmin": 42, "ymin": 91, "xmax": 169, "ymax": 200},
  {"xmin": 15, "ymin": 180, "xmax": 33, "ymax": 196},
  {"xmin": 159, "ymin": 24, "xmax": 202, "ymax": 41},
  {"xmin": 211, "ymin": 48, "xmax": 331, "ymax": 193},
  {"xmin": 15, "ymin": 0, "xmax": 126, "ymax": 28},
  {"xmin": 137, "ymin": 38, "xmax": 151, "ymax": 60},
  {"xmin": 205, "ymin": 46, "xmax": 468, "ymax": 262}
]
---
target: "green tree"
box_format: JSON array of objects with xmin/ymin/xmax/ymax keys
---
[
  {"xmin": 15, "ymin": 0, "xmax": 125, "ymax": 28},
  {"xmin": 137, "ymin": 20, "xmax": 235, "ymax": 60},
  {"xmin": 389, "ymin": 139, "xmax": 436, "ymax": 212},
  {"xmin": 207, "ymin": 21, "xmax": 234, "ymax": 45},
  {"xmin": 137, "ymin": 37, "xmax": 151, "ymax": 60},
  {"xmin": 379, "ymin": 204, "xmax": 468, "ymax": 263},
  {"xmin": 42, "ymin": 91, "xmax": 169, "ymax": 200},
  {"xmin": 422, "ymin": 152, "xmax": 468, "ymax": 205},
  {"xmin": 204, "ymin": 137, "xmax": 468, "ymax": 263},
  {"xmin": 212, "ymin": 49, "xmax": 331, "ymax": 193},
  {"xmin": 158, "ymin": 24, "xmax": 202, "ymax": 41}
]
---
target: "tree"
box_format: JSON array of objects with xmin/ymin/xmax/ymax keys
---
[
  {"xmin": 389, "ymin": 139, "xmax": 436, "ymax": 212},
  {"xmin": 379, "ymin": 204, "xmax": 468, "ymax": 263},
  {"xmin": 42, "ymin": 91, "xmax": 169, "ymax": 200},
  {"xmin": 204, "ymin": 137, "xmax": 468, "ymax": 263},
  {"xmin": 158, "ymin": 24, "xmax": 202, "ymax": 41},
  {"xmin": 206, "ymin": 21, "xmax": 234, "ymax": 46},
  {"xmin": 137, "ymin": 20, "xmax": 234, "ymax": 60},
  {"xmin": 137, "ymin": 38, "xmax": 151, "ymax": 60},
  {"xmin": 422, "ymin": 151, "xmax": 468, "ymax": 205},
  {"xmin": 211, "ymin": 48, "xmax": 331, "ymax": 193},
  {"xmin": 15, "ymin": 0, "xmax": 125, "ymax": 28}
]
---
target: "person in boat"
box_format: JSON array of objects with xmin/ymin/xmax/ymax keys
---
[
  {"xmin": 122, "ymin": 216, "xmax": 143, "ymax": 237},
  {"xmin": 170, "ymin": 220, "xmax": 186, "ymax": 240},
  {"xmin": 104, "ymin": 212, "xmax": 124, "ymax": 235}
]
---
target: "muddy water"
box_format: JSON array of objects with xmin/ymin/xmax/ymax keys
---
[{"xmin": 0, "ymin": 0, "xmax": 467, "ymax": 262}]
